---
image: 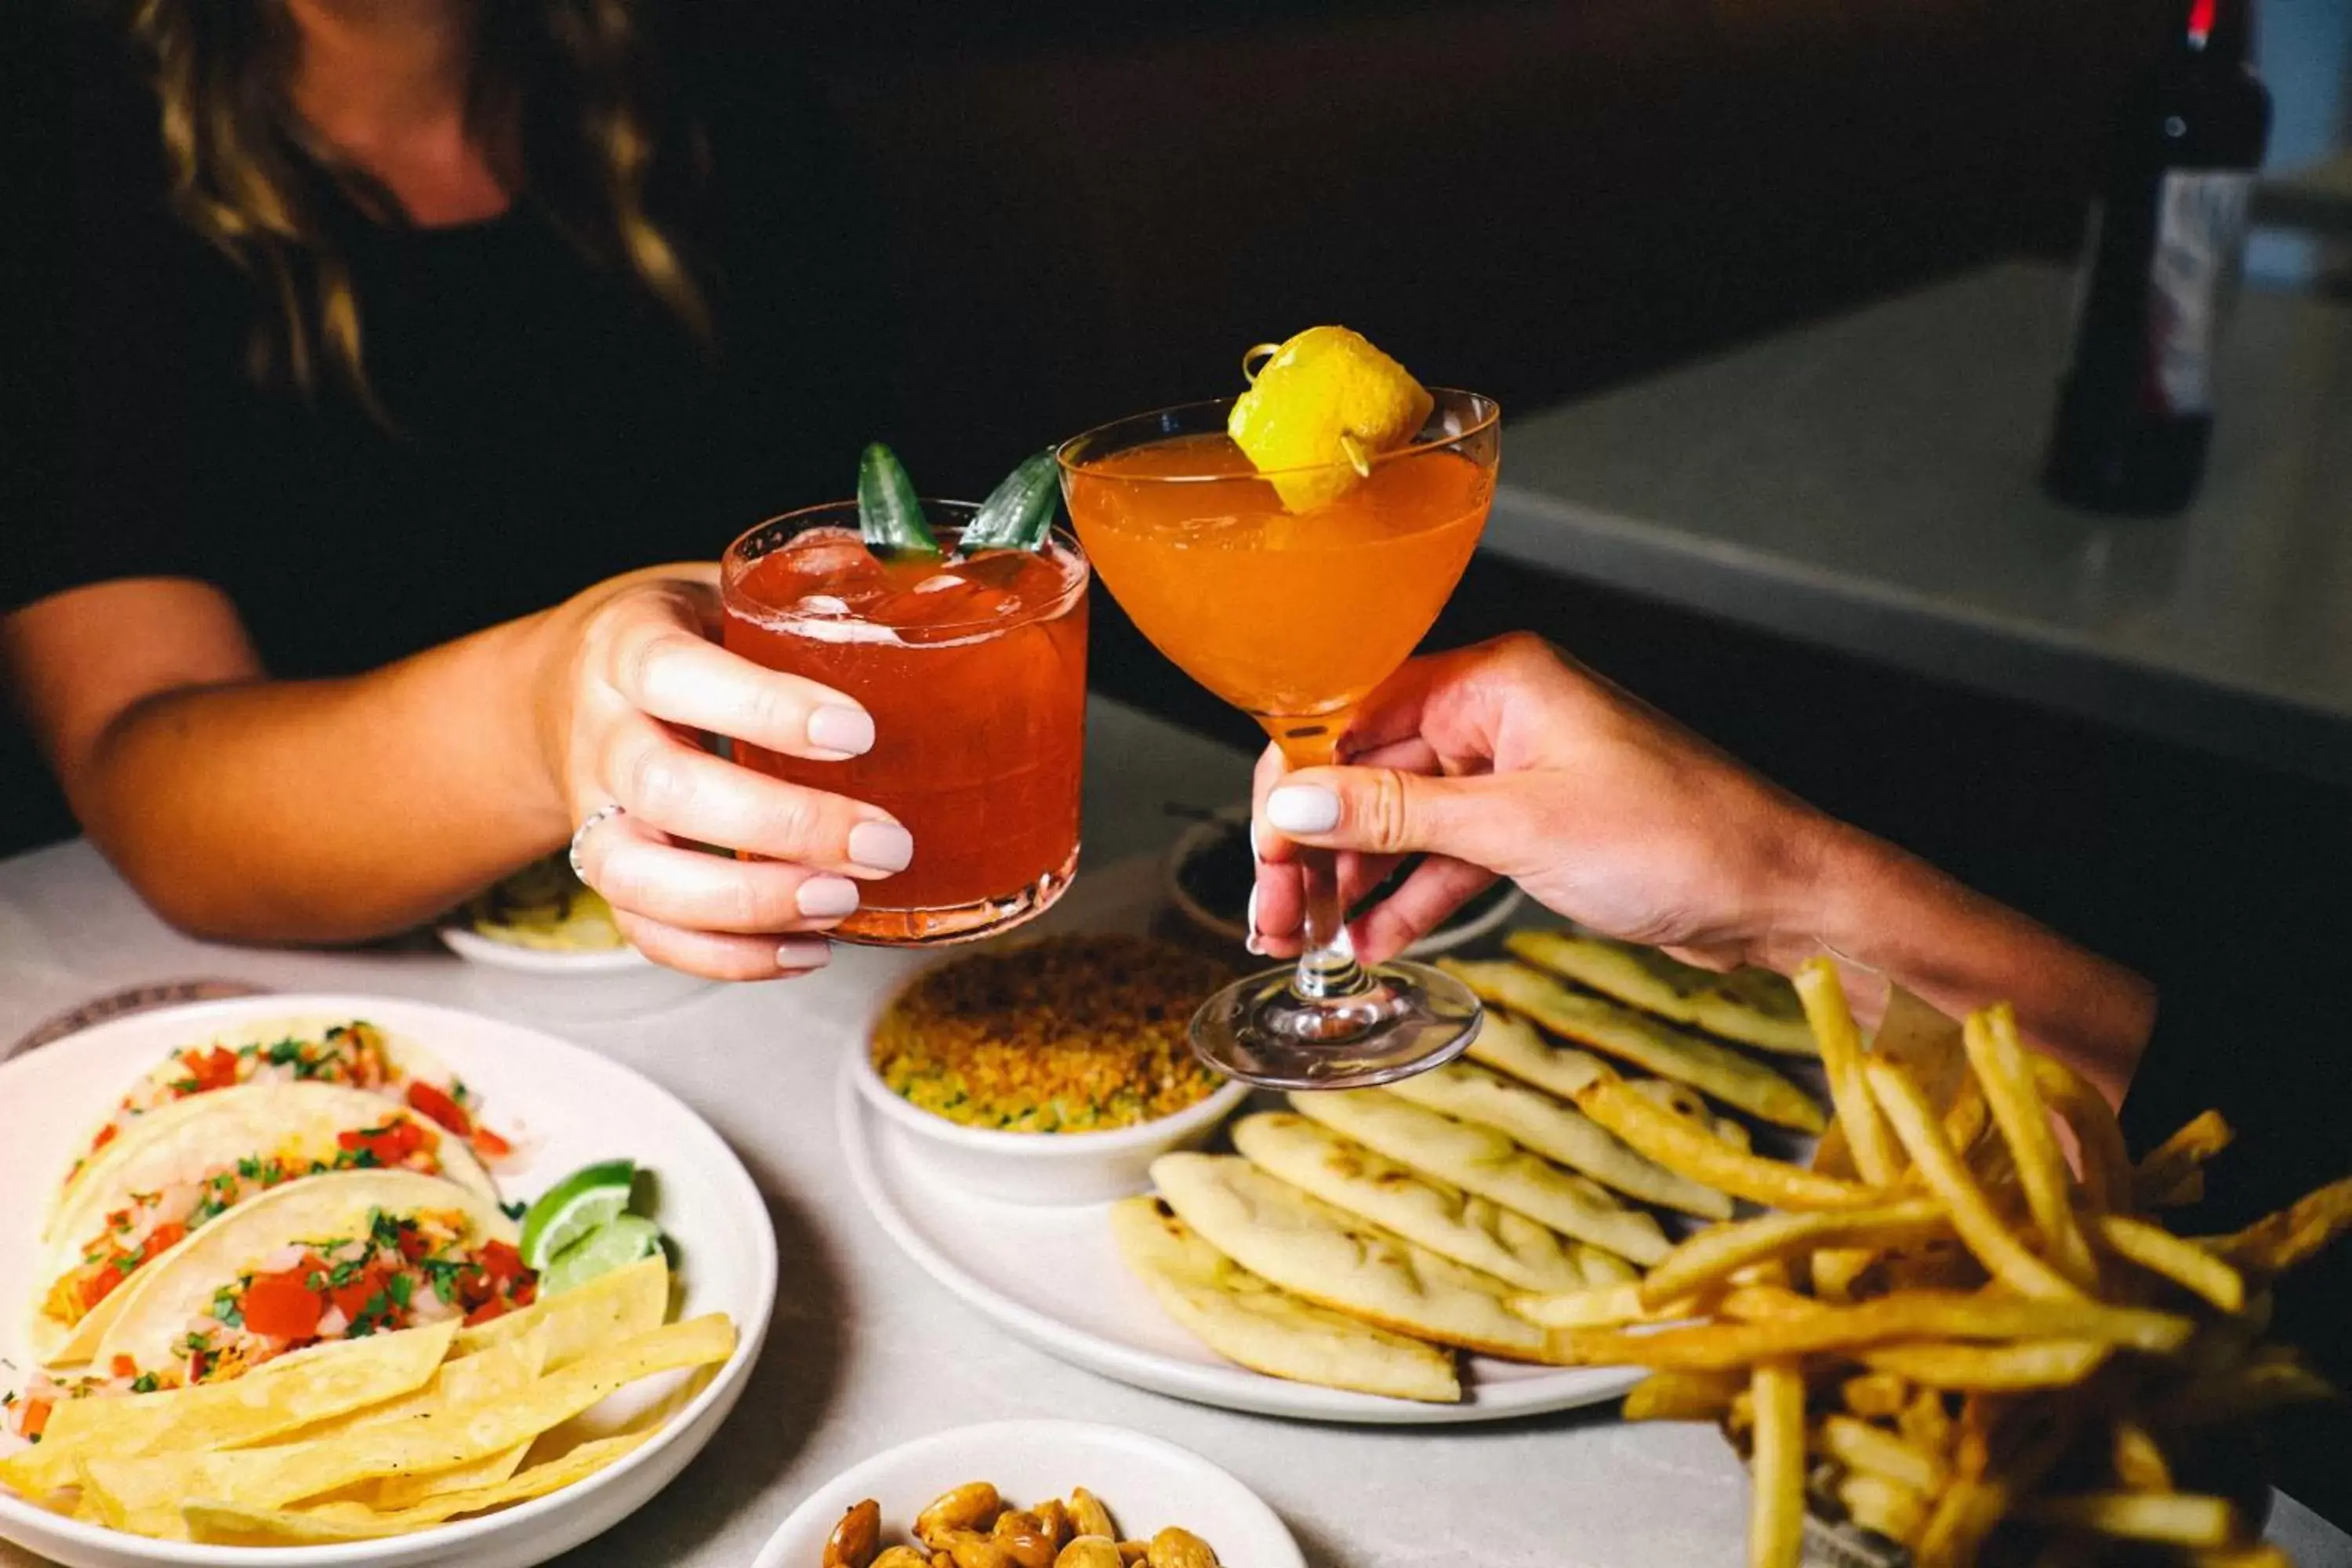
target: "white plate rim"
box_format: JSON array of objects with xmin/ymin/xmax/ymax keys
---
[
  {"xmin": 0, "ymin": 991, "xmax": 779, "ymax": 1568},
  {"xmin": 434, "ymin": 924, "xmax": 653, "ymax": 974},
  {"xmin": 837, "ymin": 1058, "xmax": 1641, "ymax": 1425},
  {"xmin": 749, "ymin": 1418, "xmax": 1305, "ymax": 1568}
]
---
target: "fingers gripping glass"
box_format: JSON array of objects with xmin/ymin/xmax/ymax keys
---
[{"xmin": 1058, "ymin": 391, "xmax": 1501, "ymax": 1087}]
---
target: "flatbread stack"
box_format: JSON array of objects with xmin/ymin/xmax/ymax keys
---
[{"xmin": 1112, "ymin": 930, "xmax": 1830, "ymax": 1400}]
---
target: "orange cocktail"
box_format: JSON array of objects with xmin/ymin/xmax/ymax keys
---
[
  {"xmin": 1064, "ymin": 432, "xmax": 1490, "ymax": 766},
  {"xmin": 721, "ymin": 503, "xmax": 1090, "ymax": 945}
]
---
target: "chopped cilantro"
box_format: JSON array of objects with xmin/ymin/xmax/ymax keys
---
[
  {"xmin": 2, "ymin": 1390, "xmax": 15, "ymax": 1406},
  {"xmin": 387, "ymin": 1274, "xmax": 415, "ymax": 1309},
  {"xmin": 421, "ymin": 1258, "xmax": 463, "ymax": 1304},
  {"xmin": 238, "ymin": 1156, "xmax": 269, "ymax": 1181},
  {"xmin": 367, "ymin": 1209, "xmax": 409, "ymax": 1251},
  {"xmin": 327, "ymin": 1258, "xmax": 365, "ymax": 1288},
  {"xmin": 266, "ymin": 1037, "xmax": 306, "ymax": 1066},
  {"xmin": 189, "ymin": 1193, "xmax": 230, "ymax": 1225},
  {"xmin": 169, "ymin": 1078, "xmax": 200, "ymax": 1094},
  {"xmin": 501, "ymin": 1199, "xmax": 528, "ymax": 1221},
  {"xmin": 209, "ymin": 1286, "xmax": 244, "ymax": 1328},
  {"xmin": 305, "ymin": 1271, "xmax": 327, "ymax": 1292},
  {"xmin": 129, "ymin": 1190, "xmax": 161, "ymax": 1206}
]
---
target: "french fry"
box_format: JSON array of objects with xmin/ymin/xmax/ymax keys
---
[
  {"xmin": 1817, "ymin": 1413, "xmax": 1949, "ymax": 1494},
  {"xmin": 2109, "ymin": 1421, "xmax": 2172, "ymax": 1492},
  {"xmin": 2093, "ymin": 1214, "xmax": 2246, "ymax": 1312},
  {"xmin": 1835, "ymin": 1470, "xmax": 1926, "ymax": 1547},
  {"xmin": 1443, "ymin": 959, "xmax": 1828, "ymax": 1131},
  {"xmin": 2026, "ymin": 1492, "xmax": 2243, "ymax": 1548},
  {"xmin": 2203, "ymin": 1174, "xmax": 2352, "ymax": 1278},
  {"xmin": 1966, "ymin": 1007, "xmax": 2098, "ymax": 1289},
  {"xmin": 1841, "ymin": 1371, "xmax": 1911, "ymax": 1419},
  {"xmin": 1573, "ymin": 1080, "xmax": 1877, "ymax": 1210},
  {"xmin": 1749, "ymin": 1361, "xmax": 1806, "ymax": 1568},
  {"xmin": 1899, "ymin": 1388, "xmax": 1955, "ymax": 1455},
  {"xmin": 2135, "ymin": 1112, "xmax": 2235, "ymax": 1210},
  {"xmin": 1621, "ymin": 1369, "xmax": 1748, "ymax": 1422},
  {"xmin": 1857, "ymin": 1338, "xmax": 2111, "ymax": 1391},
  {"xmin": 1864, "ymin": 1058, "xmax": 2089, "ymax": 1302},
  {"xmin": 1794, "ymin": 959, "xmax": 1899, "ymax": 1186},
  {"xmin": 2030, "ymin": 1058, "xmax": 2132, "ymax": 1215},
  {"xmin": 1552, "ymin": 1291, "xmax": 2191, "ymax": 1370},
  {"xmin": 1639, "ymin": 1198, "xmax": 1949, "ymax": 1309}
]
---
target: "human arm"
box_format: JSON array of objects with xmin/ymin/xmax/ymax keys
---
[
  {"xmin": 2, "ymin": 568, "xmax": 909, "ymax": 978},
  {"xmin": 1248, "ymin": 633, "xmax": 2155, "ymax": 1102}
]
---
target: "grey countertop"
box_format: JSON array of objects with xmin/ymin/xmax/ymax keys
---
[{"xmin": 1483, "ymin": 261, "xmax": 2352, "ymax": 786}]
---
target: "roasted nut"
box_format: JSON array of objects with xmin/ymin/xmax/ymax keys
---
[
  {"xmin": 1116, "ymin": 1545, "xmax": 1149, "ymax": 1566},
  {"xmin": 1145, "ymin": 1528, "xmax": 1218, "ymax": 1568},
  {"xmin": 938, "ymin": 1530, "xmax": 1016, "ymax": 1568},
  {"xmin": 872, "ymin": 1552, "xmax": 929, "ymax": 1568},
  {"xmin": 1054, "ymin": 1539, "xmax": 1123, "ymax": 1568},
  {"xmin": 991, "ymin": 1511, "xmax": 1058, "ymax": 1568},
  {"xmin": 1033, "ymin": 1498, "xmax": 1073, "ymax": 1549},
  {"xmin": 916, "ymin": 1485, "xmax": 1004, "ymax": 1548},
  {"xmin": 1066, "ymin": 1488, "xmax": 1116, "ymax": 1542},
  {"xmin": 824, "ymin": 1500, "xmax": 883, "ymax": 1568}
]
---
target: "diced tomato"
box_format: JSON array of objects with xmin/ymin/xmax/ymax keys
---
[
  {"xmin": 180, "ymin": 1047, "xmax": 241, "ymax": 1092},
  {"xmin": 111, "ymin": 1355, "xmax": 136, "ymax": 1379},
  {"xmin": 405, "ymin": 1082, "xmax": 471, "ymax": 1137},
  {"xmin": 240, "ymin": 1274, "xmax": 325, "ymax": 1340},
  {"xmin": 328, "ymin": 1265, "xmax": 391, "ymax": 1323},
  {"xmin": 397, "ymin": 1227, "xmax": 433, "ymax": 1261},
  {"xmin": 455, "ymin": 1268, "xmax": 492, "ymax": 1309},
  {"xmin": 18, "ymin": 1401, "xmax": 51, "ymax": 1440},
  {"xmin": 511, "ymin": 1280, "xmax": 537, "ymax": 1308},
  {"xmin": 462, "ymin": 1298, "xmax": 512, "ymax": 1327},
  {"xmin": 92, "ymin": 1124, "xmax": 118, "ymax": 1152},
  {"xmin": 81, "ymin": 1264, "xmax": 125, "ymax": 1312},
  {"xmin": 143, "ymin": 1221, "xmax": 187, "ymax": 1257},
  {"xmin": 478, "ymin": 1241, "xmax": 528, "ymax": 1284},
  {"xmin": 470, "ymin": 1126, "xmax": 514, "ymax": 1160},
  {"xmin": 336, "ymin": 1120, "xmax": 424, "ymax": 1163}
]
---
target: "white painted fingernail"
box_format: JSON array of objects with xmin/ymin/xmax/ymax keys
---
[
  {"xmin": 1245, "ymin": 882, "xmax": 1261, "ymax": 936},
  {"xmin": 1250, "ymin": 817, "xmax": 1271, "ymax": 861},
  {"xmin": 848, "ymin": 821, "xmax": 914, "ymax": 873},
  {"xmin": 1244, "ymin": 934, "xmax": 1268, "ymax": 957},
  {"xmin": 807, "ymin": 705, "xmax": 875, "ymax": 756},
  {"xmin": 776, "ymin": 938, "xmax": 832, "ymax": 971},
  {"xmin": 797, "ymin": 876, "xmax": 860, "ymax": 919},
  {"xmin": 1265, "ymin": 784, "xmax": 1341, "ymax": 835}
]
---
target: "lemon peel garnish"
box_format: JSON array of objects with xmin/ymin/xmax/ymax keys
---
[{"xmin": 1227, "ymin": 326, "xmax": 1433, "ymax": 511}]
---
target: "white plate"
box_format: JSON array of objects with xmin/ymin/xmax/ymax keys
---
[
  {"xmin": 838, "ymin": 1062, "xmax": 1641, "ymax": 1425},
  {"xmin": 0, "ymin": 993, "xmax": 778, "ymax": 1568},
  {"xmin": 434, "ymin": 926, "xmax": 712, "ymax": 1020},
  {"xmin": 750, "ymin": 1420, "xmax": 1302, "ymax": 1568}
]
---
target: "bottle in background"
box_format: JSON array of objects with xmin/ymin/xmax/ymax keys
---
[{"xmin": 2042, "ymin": 0, "xmax": 2272, "ymax": 516}]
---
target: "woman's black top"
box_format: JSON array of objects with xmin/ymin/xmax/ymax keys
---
[{"xmin": 3, "ymin": 9, "xmax": 888, "ymax": 849}]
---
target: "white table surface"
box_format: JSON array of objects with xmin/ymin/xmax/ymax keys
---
[
  {"xmin": 1483, "ymin": 262, "xmax": 2352, "ymax": 789},
  {"xmin": 1, "ymin": 696, "xmax": 2344, "ymax": 1568}
]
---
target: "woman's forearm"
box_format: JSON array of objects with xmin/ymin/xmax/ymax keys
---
[
  {"xmin": 1778, "ymin": 823, "xmax": 2156, "ymax": 1105},
  {"xmin": 67, "ymin": 613, "xmax": 568, "ymax": 943}
]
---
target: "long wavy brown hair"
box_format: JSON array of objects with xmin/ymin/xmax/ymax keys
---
[{"xmin": 123, "ymin": 0, "xmax": 708, "ymax": 416}]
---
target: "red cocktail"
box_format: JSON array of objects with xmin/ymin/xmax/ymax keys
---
[{"xmin": 721, "ymin": 501, "xmax": 1090, "ymax": 945}]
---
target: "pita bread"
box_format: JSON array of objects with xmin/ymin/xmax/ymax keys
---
[
  {"xmin": 1108, "ymin": 1196, "xmax": 1460, "ymax": 1402},
  {"xmin": 1503, "ymin": 929, "xmax": 1816, "ymax": 1056},
  {"xmin": 1232, "ymin": 1112, "xmax": 1590, "ymax": 1292},
  {"xmin": 1287, "ymin": 1091, "xmax": 1671, "ymax": 1266},
  {"xmin": 1442, "ymin": 960, "xmax": 1826, "ymax": 1133},
  {"xmin": 1149, "ymin": 1154, "xmax": 1548, "ymax": 1361},
  {"xmin": 1384, "ymin": 1056, "xmax": 1732, "ymax": 1220}
]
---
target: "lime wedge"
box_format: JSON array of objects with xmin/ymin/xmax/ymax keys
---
[
  {"xmin": 542, "ymin": 1214, "xmax": 664, "ymax": 1296},
  {"xmin": 519, "ymin": 1159, "xmax": 637, "ymax": 1272}
]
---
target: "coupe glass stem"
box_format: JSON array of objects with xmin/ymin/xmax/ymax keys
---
[{"xmin": 1293, "ymin": 845, "xmax": 1370, "ymax": 1001}]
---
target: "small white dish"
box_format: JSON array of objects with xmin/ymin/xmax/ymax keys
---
[
  {"xmin": 838, "ymin": 1062, "xmax": 1642, "ymax": 1424},
  {"xmin": 1161, "ymin": 811, "xmax": 1524, "ymax": 958},
  {"xmin": 750, "ymin": 1420, "xmax": 1303, "ymax": 1568},
  {"xmin": 849, "ymin": 1018, "xmax": 1249, "ymax": 1207},
  {"xmin": 0, "ymin": 992, "xmax": 778, "ymax": 1568},
  {"xmin": 436, "ymin": 924, "xmax": 713, "ymax": 1019}
]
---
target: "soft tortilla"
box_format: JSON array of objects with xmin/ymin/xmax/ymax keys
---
[
  {"xmin": 1288, "ymin": 1091, "xmax": 1671, "ymax": 1266},
  {"xmin": 1232, "ymin": 1112, "xmax": 1591, "ymax": 1292},
  {"xmin": 1503, "ymin": 930, "xmax": 1817, "ymax": 1056},
  {"xmin": 1109, "ymin": 1196, "xmax": 1459, "ymax": 1402},
  {"xmin": 1383, "ymin": 1053, "xmax": 1732, "ymax": 1220},
  {"xmin": 1443, "ymin": 959, "xmax": 1825, "ymax": 1132},
  {"xmin": 1150, "ymin": 1153, "xmax": 1548, "ymax": 1361}
]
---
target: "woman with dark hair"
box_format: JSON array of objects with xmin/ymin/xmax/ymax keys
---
[{"xmin": 4, "ymin": 1, "xmax": 902, "ymax": 978}]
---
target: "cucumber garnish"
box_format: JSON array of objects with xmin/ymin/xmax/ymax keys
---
[
  {"xmin": 957, "ymin": 448, "xmax": 1062, "ymax": 553},
  {"xmin": 857, "ymin": 442, "xmax": 940, "ymax": 557}
]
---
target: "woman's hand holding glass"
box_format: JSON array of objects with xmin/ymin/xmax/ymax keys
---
[{"xmin": 535, "ymin": 565, "xmax": 913, "ymax": 981}]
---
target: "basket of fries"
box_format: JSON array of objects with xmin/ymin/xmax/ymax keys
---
[{"xmin": 1515, "ymin": 961, "xmax": 2349, "ymax": 1568}]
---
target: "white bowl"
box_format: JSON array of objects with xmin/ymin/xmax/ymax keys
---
[
  {"xmin": 0, "ymin": 993, "xmax": 778, "ymax": 1568},
  {"xmin": 750, "ymin": 1420, "xmax": 1303, "ymax": 1568},
  {"xmin": 1160, "ymin": 811, "xmax": 1525, "ymax": 958},
  {"xmin": 849, "ymin": 982, "xmax": 1248, "ymax": 1209},
  {"xmin": 436, "ymin": 924, "xmax": 713, "ymax": 1019}
]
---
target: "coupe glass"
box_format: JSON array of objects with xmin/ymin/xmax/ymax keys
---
[{"xmin": 1058, "ymin": 390, "xmax": 1501, "ymax": 1087}]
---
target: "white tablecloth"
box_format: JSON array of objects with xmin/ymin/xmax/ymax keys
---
[{"xmin": 2, "ymin": 698, "xmax": 2343, "ymax": 1568}]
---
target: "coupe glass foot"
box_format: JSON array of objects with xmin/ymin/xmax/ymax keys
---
[{"xmin": 1189, "ymin": 959, "xmax": 1483, "ymax": 1091}]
